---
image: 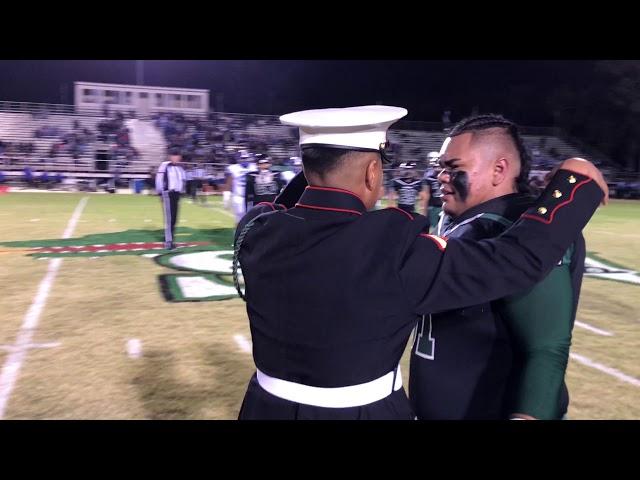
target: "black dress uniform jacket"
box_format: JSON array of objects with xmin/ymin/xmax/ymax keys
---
[{"xmin": 235, "ymin": 170, "xmax": 603, "ymax": 420}]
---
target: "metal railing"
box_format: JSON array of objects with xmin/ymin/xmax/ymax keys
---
[{"xmin": 0, "ymin": 101, "xmax": 88, "ymax": 116}]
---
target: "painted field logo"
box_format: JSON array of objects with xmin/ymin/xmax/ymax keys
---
[
  {"xmin": 0, "ymin": 227, "xmax": 242, "ymax": 302},
  {"xmin": 28, "ymin": 241, "xmax": 209, "ymax": 256},
  {"xmin": 158, "ymin": 251, "xmax": 639, "ymax": 302},
  {"xmin": 584, "ymin": 254, "xmax": 640, "ymax": 285},
  {"xmin": 0, "ymin": 227, "xmax": 231, "ymax": 258},
  {"xmin": 156, "ymin": 250, "xmax": 243, "ymax": 302},
  {"xmin": 3, "ymin": 229, "xmax": 638, "ymax": 303}
]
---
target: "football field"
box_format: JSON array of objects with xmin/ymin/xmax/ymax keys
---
[{"xmin": 0, "ymin": 191, "xmax": 638, "ymax": 419}]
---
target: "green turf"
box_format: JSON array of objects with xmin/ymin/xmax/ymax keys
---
[{"xmin": 0, "ymin": 192, "xmax": 638, "ymax": 419}]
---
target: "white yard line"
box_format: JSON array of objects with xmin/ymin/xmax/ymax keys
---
[
  {"xmin": 0, "ymin": 196, "xmax": 88, "ymax": 419},
  {"xmin": 61, "ymin": 198, "xmax": 88, "ymax": 239},
  {"xmin": 0, "ymin": 342, "xmax": 61, "ymax": 353},
  {"xmin": 570, "ymin": 352, "xmax": 640, "ymax": 387},
  {"xmin": 574, "ymin": 321, "xmax": 613, "ymax": 337},
  {"xmin": 211, "ymin": 207, "xmax": 235, "ymax": 220}
]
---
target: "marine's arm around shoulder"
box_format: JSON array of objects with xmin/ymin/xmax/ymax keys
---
[{"xmin": 398, "ymin": 167, "xmax": 603, "ymax": 315}]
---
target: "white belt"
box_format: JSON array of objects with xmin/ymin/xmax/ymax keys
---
[{"xmin": 256, "ymin": 366, "xmax": 402, "ymax": 409}]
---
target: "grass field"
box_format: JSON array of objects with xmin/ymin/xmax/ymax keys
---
[{"xmin": 0, "ymin": 191, "xmax": 638, "ymax": 419}]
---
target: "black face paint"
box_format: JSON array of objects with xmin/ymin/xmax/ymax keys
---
[{"xmin": 451, "ymin": 170, "xmax": 469, "ymax": 202}]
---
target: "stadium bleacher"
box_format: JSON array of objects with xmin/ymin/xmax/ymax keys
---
[{"xmin": 0, "ymin": 101, "xmax": 633, "ymax": 195}]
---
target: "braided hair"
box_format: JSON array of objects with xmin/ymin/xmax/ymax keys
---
[{"xmin": 448, "ymin": 114, "xmax": 532, "ymax": 194}]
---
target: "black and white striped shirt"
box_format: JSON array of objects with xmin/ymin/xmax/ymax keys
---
[{"xmin": 156, "ymin": 161, "xmax": 186, "ymax": 193}]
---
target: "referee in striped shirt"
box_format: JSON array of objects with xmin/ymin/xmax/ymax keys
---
[{"xmin": 155, "ymin": 148, "xmax": 186, "ymax": 250}]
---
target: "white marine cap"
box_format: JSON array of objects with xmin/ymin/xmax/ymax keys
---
[{"xmin": 280, "ymin": 105, "xmax": 408, "ymax": 151}]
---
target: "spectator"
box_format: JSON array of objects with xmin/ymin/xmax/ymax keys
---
[
  {"xmin": 40, "ymin": 170, "xmax": 50, "ymax": 189},
  {"xmin": 52, "ymin": 171, "xmax": 64, "ymax": 186},
  {"xmin": 24, "ymin": 166, "xmax": 35, "ymax": 187}
]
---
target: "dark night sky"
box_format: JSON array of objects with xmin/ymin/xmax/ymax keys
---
[{"xmin": 0, "ymin": 60, "xmax": 598, "ymax": 126}]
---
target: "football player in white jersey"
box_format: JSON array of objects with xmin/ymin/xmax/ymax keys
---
[
  {"xmin": 280, "ymin": 156, "xmax": 302, "ymax": 185},
  {"xmin": 225, "ymin": 151, "xmax": 257, "ymax": 224}
]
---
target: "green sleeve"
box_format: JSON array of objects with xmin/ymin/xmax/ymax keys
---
[{"xmin": 497, "ymin": 264, "xmax": 574, "ymax": 420}]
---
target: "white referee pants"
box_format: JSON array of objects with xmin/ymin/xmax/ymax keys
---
[{"xmin": 232, "ymin": 195, "xmax": 246, "ymax": 224}]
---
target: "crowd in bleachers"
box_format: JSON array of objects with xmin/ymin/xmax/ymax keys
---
[
  {"xmin": 154, "ymin": 111, "xmax": 577, "ymax": 172},
  {"xmin": 96, "ymin": 112, "xmax": 140, "ymax": 167},
  {"xmin": 2, "ymin": 106, "xmax": 638, "ymax": 197},
  {"xmin": 528, "ymin": 136, "xmax": 566, "ymax": 170},
  {"xmin": 21, "ymin": 166, "xmax": 65, "ymax": 188},
  {"xmin": 1, "ymin": 105, "xmax": 587, "ymax": 175},
  {"xmin": 0, "ymin": 107, "xmax": 142, "ymax": 170},
  {"xmin": 39, "ymin": 120, "xmax": 95, "ymax": 162},
  {"xmin": 0, "ymin": 139, "xmax": 36, "ymax": 158},
  {"xmin": 611, "ymin": 180, "xmax": 640, "ymax": 199},
  {"xmin": 153, "ymin": 112, "xmax": 298, "ymax": 166}
]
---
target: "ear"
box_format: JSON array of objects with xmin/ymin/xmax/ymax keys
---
[
  {"xmin": 493, "ymin": 157, "xmax": 509, "ymax": 186},
  {"xmin": 365, "ymin": 158, "xmax": 380, "ymax": 192}
]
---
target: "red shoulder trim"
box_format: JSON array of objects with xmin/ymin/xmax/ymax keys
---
[
  {"xmin": 419, "ymin": 233, "xmax": 448, "ymax": 251},
  {"xmin": 295, "ymin": 203, "xmax": 363, "ymax": 216}
]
